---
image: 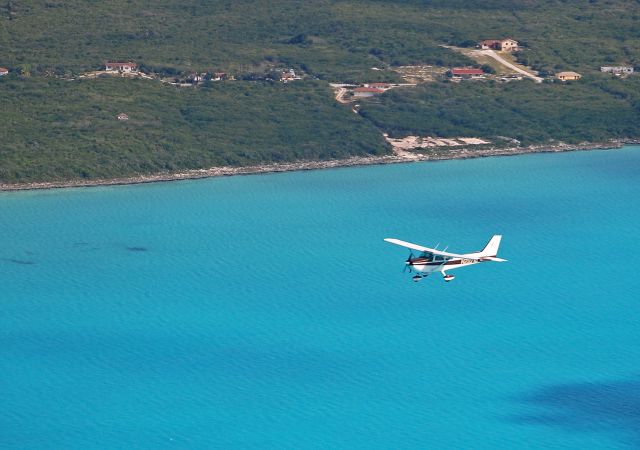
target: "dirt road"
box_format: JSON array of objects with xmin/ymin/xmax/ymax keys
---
[
  {"xmin": 480, "ymin": 50, "xmax": 543, "ymax": 83},
  {"xmin": 335, "ymin": 87, "xmax": 350, "ymax": 103}
]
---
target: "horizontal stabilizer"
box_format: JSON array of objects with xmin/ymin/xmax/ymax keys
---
[{"xmin": 482, "ymin": 256, "xmax": 507, "ymax": 262}]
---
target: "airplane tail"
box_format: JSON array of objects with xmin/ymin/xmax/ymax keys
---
[{"xmin": 480, "ymin": 235, "xmax": 502, "ymax": 257}]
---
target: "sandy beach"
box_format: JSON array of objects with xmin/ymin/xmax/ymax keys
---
[{"xmin": 1, "ymin": 140, "xmax": 636, "ymax": 192}]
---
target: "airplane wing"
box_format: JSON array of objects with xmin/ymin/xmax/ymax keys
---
[{"xmin": 384, "ymin": 238, "xmax": 479, "ymax": 260}]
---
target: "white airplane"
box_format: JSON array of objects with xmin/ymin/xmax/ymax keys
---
[{"xmin": 384, "ymin": 235, "xmax": 507, "ymax": 282}]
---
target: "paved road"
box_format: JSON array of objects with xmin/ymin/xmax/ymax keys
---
[{"xmin": 480, "ymin": 50, "xmax": 543, "ymax": 83}]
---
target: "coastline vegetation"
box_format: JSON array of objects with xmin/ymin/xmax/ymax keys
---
[
  {"xmin": 359, "ymin": 77, "xmax": 640, "ymax": 145},
  {"xmin": 1, "ymin": 0, "xmax": 639, "ymax": 184},
  {"xmin": 0, "ymin": 77, "xmax": 388, "ymax": 183}
]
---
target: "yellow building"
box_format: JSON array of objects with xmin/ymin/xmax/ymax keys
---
[{"xmin": 556, "ymin": 71, "xmax": 582, "ymax": 81}]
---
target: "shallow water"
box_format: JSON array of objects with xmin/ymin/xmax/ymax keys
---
[{"xmin": 2, "ymin": 146, "xmax": 640, "ymax": 449}]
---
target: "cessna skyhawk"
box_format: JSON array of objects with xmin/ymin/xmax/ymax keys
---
[{"xmin": 384, "ymin": 235, "xmax": 506, "ymax": 282}]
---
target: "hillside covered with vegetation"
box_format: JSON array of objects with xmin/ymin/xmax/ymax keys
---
[
  {"xmin": 360, "ymin": 77, "xmax": 640, "ymax": 145},
  {"xmin": 1, "ymin": 0, "xmax": 639, "ymax": 183},
  {"xmin": 2, "ymin": 0, "xmax": 638, "ymax": 79},
  {"xmin": 0, "ymin": 78, "xmax": 387, "ymax": 182}
]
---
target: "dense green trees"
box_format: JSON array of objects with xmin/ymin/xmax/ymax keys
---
[
  {"xmin": 1, "ymin": 0, "xmax": 639, "ymax": 183},
  {"xmin": 359, "ymin": 77, "xmax": 640, "ymax": 145},
  {"xmin": 2, "ymin": 0, "xmax": 636, "ymax": 80},
  {"xmin": 0, "ymin": 78, "xmax": 388, "ymax": 182},
  {"xmin": 3, "ymin": 73, "xmax": 637, "ymax": 183}
]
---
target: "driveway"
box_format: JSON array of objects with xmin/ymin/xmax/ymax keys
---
[{"xmin": 480, "ymin": 50, "xmax": 543, "ymax": 83}]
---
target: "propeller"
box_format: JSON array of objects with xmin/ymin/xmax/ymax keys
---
[{"xmin": 403, "ymin": 251, "xmax": 414, "ymax": 273}]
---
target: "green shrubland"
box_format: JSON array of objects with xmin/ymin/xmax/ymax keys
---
[
  {"xmin": 359, "ymin": 76, "xmax": 640, "ymax": 145},
  {"xmin": 0, "ymin": 77, "xmax": 387, "ymax": 182},
  {"xmin": 0, "ymin": 0, "xmax": 639, "ymax": 183},
  {"xmin": 3, "ymin": 0, "xmax": 637, "ymax": 79}
]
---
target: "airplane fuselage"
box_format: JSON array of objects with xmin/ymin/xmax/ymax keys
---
[
  {"xmin": 409, "ymin": 257, "xmax": 480, "ymax": 274},
  {"xmin": 386, "ymin": 235, "xmax": 506, "ymax": 282}
]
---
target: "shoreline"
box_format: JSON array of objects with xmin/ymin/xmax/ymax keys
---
[{"xmin": 1, "ymin": 140, "xmax": 637, "ymax": 192}]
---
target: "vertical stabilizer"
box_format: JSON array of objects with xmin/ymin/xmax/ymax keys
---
[{"xmin": 480, "ymin": 235, "xmax": 502, "ymax": 257}]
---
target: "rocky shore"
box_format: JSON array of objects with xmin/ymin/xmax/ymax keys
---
[{"xmin": 1, "ymin": 140, "xmax": 636, "ymax": 192}]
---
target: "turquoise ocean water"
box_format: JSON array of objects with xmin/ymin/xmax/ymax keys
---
[{"xmin": 2, "ymin": 146, "xmax": 640, "ymax": 449}]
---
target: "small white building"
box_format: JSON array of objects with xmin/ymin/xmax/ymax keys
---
[
  {"xmin": 188, "ymin": 72, "xmax": 207, "ymax": 83},
  {"xmin": 105, "ymin": 61, "xmax": 138, "ymax": 73},
  {"xmin": 281, "ymin": 69, "xmax": 301, "ymax": 82},
  {"xmin": 601, "ymin": 66, "xmax": 634, "ymax": 75},
  {"xmin": 364, "ymin": 83, "xmax": 390, "ymax": 90},
  {"xmin": 0, "ymin": 67, "xmax": 8, "ymax": 76},
  {"xmin": 353, "ymin": 87, "xmax": 384, "ymax": 98}
]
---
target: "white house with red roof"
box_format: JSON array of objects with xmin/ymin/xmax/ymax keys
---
[
  {"xmin": 281, "ymin": 69, "xmax": 302, "ymax": 82},
  {"xmin": 479, "ymin": 39, "xmax": 519, "ymax": 52},
  {"xmin": 450, "ymin": 68, "xmax": 485, "ymax": 79},
  {"xmin": 353, "ymin": 87, "xmax": 385, "ymax": 97},
  {"xmin": 105, "ymin": 61, "xmax": 138, "ymax": 73},
  {"xmin": 0, "ymin": 67, "xmax": 8, "ymax": 76}
]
